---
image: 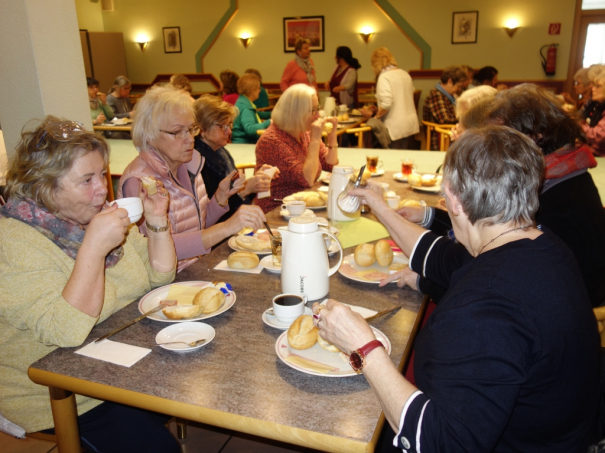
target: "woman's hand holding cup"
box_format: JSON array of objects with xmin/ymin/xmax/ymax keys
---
[{"xmin": 83, "ymin": 204, "xmax": 131, "ymax": 258}]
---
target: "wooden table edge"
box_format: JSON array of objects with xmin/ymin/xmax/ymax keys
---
[{"xmin": 28, "ymin": 367, "xmax": 374, "ymax": 453}]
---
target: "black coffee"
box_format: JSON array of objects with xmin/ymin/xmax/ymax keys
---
[{"xmin": 274, "ymin": 295, "xmax": 303, "ymax": 306}]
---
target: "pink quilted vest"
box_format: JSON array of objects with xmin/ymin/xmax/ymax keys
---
[{"xmin": 118, "ymin": 149, "xmax": 209, "ymax": 270}]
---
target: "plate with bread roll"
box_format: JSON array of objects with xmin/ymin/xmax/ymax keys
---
[
  {"xmin": 283, "ymin": 191, "xmax": 328, "ymax": 210},
  {"xmin": 275, "ymin": 315, "xmax": 391, "ymax": 377},
  {"xmin": 338, "ymin": 240, "xmax": 409, "ymax": 284},
  {"xmin": 407, "ymin": 173, "xmax": 442, "ymax": 193},
  {"xmin": 138, "ymin": 281, "xmax": 236, "ymax": 322},
  {"xmin": 228, "ymin": 229, "xmax": 272, "ymax": 255}
]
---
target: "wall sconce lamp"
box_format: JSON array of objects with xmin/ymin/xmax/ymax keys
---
[
  {"xmin": 136, "ymin": 34, "xmax": 150, "ymax": 52},
  {"xmin": 503, "ymin": 19, "xmax": 520, "ymax": 38},
  {"xmin": 359, "ymin": 27, "xmax": 374, "ymax": 44},
  {"xmin": 137, "ymin": 41, "xmax": 149, "ymax": 51},
  {"xmin": 239, "ymin": 33, "xmax": 252, "ymax": 49}
]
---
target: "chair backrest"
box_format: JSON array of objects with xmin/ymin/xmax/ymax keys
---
[
  {"xmin": 434, "ymin": 126, "xmax": 453, "ymax": 152},
  {"xmin": 106, "ymin": 163, "xmax": 115, "ymax": 201},
  {"xmin": 421, "ymin": 121, "xmax": 456, "ymax": 151},
  {"xmin": 236, "ymin": 162, "xmax": 256, "ymax": 178},
  {"xmin": 346, "ymin": 125, "xmax": 371, "ymax": 148},
  {"xmin": 594, "ymin": 306, "xmax": 605, "ymax": 347}
]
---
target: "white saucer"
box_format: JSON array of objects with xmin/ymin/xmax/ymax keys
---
[
  {"xmin": 260, "ymin": 255, "xmax": 281, "ymax": 273},
  {"xmin": 280, "ymin": 209, "xmax": 316, "ymax": 220},
  {"xmin": 155, "ymin": 322, "xmax": 215, "ymax": 352},
  {"xmin": 317, "ymin": 186, "xmax": 329, "ymax": 193},
  {"xmin": 370, "ymin": 169, "xmax": 385, "ymax": 177},
  {"xmin": 393, "ymin": 172, "xmax": 408, "ymax": 183},
  {"xmin": 262, "ymin": 306, "xmax": 313, "ymax": 330}
]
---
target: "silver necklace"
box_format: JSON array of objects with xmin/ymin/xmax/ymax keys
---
[{"xmin": 478, "ymin": 226, "xmax": 528, "ymax": 255}]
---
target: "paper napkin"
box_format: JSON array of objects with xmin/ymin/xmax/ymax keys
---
[{"xmin": 76, "ymin": 339, "xmax": 151, "ymax": 367}]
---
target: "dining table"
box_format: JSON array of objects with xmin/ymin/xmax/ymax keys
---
[{"xmin": 27, "ymin": 172, "xmax": 441, "ymax": 453}]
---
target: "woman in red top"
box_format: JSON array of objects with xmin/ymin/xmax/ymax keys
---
[
  {"xmin": 325, "ymin": 46, "xmax": 360, "ymax": 109},
  {"xmin": 254, "ymin": 84, "xmax": 339, "ymax": 213}
]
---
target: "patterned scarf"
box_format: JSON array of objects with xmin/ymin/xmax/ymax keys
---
[
  {"xmin": 295, "ymin": 54, "xmax": 315, "ymax": 85},
  {"xmin": 0, "ymin": 198, "xmax": 123, "ymax": 268},
  {"xmin": 89, "ymin": 96, "xmax": 100, "ymax": 110},
  {"xmin": 544, "ymin": 144, "xmax": 597, "ymax": 180}
]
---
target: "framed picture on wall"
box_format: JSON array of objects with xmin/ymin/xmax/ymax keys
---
[
  {"xmin": 283, "ymin": 16, "xmax": 324, "ymax": 53},
  {"xmin": 451, "ymin": 11, "xmax": 478, "ymax": 44},
  {"xmin": 163, "ymin": 27, "xmax": 182, "ymax": 53}
]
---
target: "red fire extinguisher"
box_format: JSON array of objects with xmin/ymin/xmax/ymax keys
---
[{"xmin": 540, "ymin": 44, "xmax": 558, "ymax": 76}]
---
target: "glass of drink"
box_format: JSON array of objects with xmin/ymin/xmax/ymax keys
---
[
  {"xmin": 271, "ymin": 234, "xmax": 282, "ymax": 267},
  {"xmin": 366, "ymin": 155, "xmax": 383, "ymax": 173},
  {"xmin": 401, "ymin": 158, "xmax": 415, "ymax": 176}
]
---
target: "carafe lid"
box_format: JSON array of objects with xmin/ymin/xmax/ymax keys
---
[
  {"xmin": 288, "ymin": 217, "xmax": 319, "ymax": 233},
  {"xmin": 332, "ymin": 165, "xmax": 354, "ymax": 174}
]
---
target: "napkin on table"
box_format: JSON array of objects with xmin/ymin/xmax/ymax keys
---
[
  {"xmin": 336, "ymin": 217, "xmax": 389, "ymax": 249},
  {"xmin": 76, "ymin": 339, "xmax": 151, "ymax": 367},
  {"xmin": 214, "ymin": 260, "xmax": 263, "ymax": 274}
]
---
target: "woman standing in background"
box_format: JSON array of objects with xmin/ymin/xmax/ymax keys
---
[
  {"xmin": 325, "ymin": 46, "xmax": 360, "ymax": 108},
  {"xmin": 280, "ymin": 39, "xmax": 317, "ymax": 92}
]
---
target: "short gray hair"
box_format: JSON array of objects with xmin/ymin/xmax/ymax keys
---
[
  {"xmin": 443, "ymin": 126, "xmax": 544, "ymax": 227},
  {"xmin": 456, "ymin": 85, "xmax": 497, "ymax": 118},
  {"xmin": 132, "ymin": 85, "xmax": 195, "ymax": 152},
  {"xmin": 574, "ymin": 67, "xmax": 590, "ymax": 86},
  {"xmin": 271, "ymin": 84, "xmax": 315, "ymax": 137},
  {"xmin": 588, "ymin": 64, "xmax": 604, "ymax": 83}
]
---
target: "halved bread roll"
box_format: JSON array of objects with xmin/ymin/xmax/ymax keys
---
[
  {"xmin": 287, "ymin": 315, "xmax": 318, "ymax": 350},
  {"xmin": 193, "ymin": 287, "xmax": 225, "ymax": 314},
  {"xmin": 141, "ymin": 176, "xmax": 158, "ymax": 195},
  {"xmin": 375, "ymin": 239, "xmax": 394, "ymax": 267},
  {"xmin": 227, "ymin": 251, "xmax": 260, "ymax": 269},
  {"xmin": 317, "ymin": 332, "xmax": 340, "ymax": 353},
  {"xmin": 235, "ymin": 235, "xmax": 270, "ymax": 251},
  {"xmin": 162, "ymin": 304, "xmax": 204, "ymax": 320},
  {"xmin": 354, "ymin": 243, "xmax": 376, "ymax": 267}
]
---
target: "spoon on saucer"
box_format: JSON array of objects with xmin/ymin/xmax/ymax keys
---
[{"xmin": 154, "ymin": 339, "xmax": 206, "ymax": 347}]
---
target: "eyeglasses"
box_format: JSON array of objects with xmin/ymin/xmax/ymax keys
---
[
  {"xmin": 160, "ymin": 125, "xmax": 200, "ymax": 139},
  {"xmin": 214, "ymin": 123, "xmax": 233, "ymax": 133},
  {"xmin": 37, "ymin": 121, "xmax": 87, "ymax": 148},
  {"xmin": 311, "ymin": 108, "xmax": 320, "ymax": 115}
]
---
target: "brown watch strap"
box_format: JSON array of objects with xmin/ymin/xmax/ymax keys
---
[{"xmin": 350, "ymin": 339, "xmax": 384, "ymax": 372}]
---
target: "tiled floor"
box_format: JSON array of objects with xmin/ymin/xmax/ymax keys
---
[{"xmin": 1, "ymin": 419, "xmax": 326, "ymax": 453}]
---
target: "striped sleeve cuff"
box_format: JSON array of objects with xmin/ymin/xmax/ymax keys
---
[
  {"xmin": 409, "ymin": 232, "xmax": 442, "ymax": 278},
  {"xmin": 394, "ymin": 391, "xmax": 431, "ymax": 452}
]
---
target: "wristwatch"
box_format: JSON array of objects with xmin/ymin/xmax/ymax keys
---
[{"xmin": 349, "ymin": 339, "xmax": 384, "ymax": 373}]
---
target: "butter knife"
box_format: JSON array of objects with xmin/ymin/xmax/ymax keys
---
[
  {"xmin": 364, "ymin": 306, "xmax": 401, "ymax": 322},
  {"xmin": 94, "ymin": 301, "xmax": 175, "ymax": 343}
]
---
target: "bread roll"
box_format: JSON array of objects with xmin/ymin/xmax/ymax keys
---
[
  {"xmin": 351, "ymin": 109, "xmax": 361, "ymax": 115},
  {"xmin": 235, "ymin": 235, "xmax": 270, "ymax": 251},
  {"xmin": 287, "ymin": 315, "xmax": 318, "ymax": 350},
  {"xmin": 305, "ymin": 195, "xmax": 324, "ymax": 207},
  {"xmin": 141, "ymin": 176, "xmax": 158, "ymax": 195},
  {"xmin": 354, "ymin": 169, "xmax": 372, "ymax": 182},
  {"xmin": 323, "ymin": 122, "xmax": 334, "ymax": 133},
  {"xmin": 421, "ymin": 174, "xmax": 438, "ymax": 186},
  {"xmin": 317, "ymin": 332, "xmax": 340, "ymax": 353},
  {"xmin": 407, "ymin": 173, "xmax": 422, "ymax": 187},
  {"xmin": 354, "ymin": 243, "xmax": 376, "ymax": 267},
  {"xmin": 227, "ymin": 251, "xmax": 260, "ymax": 269},
  {"xmin": 398, "ymin": 199, "xmax": 421, "ymax": 209},
  {"xmin": 162, "ymin": 304, "xmax": 204, "ymax": 320},
  {"xmin": 193, "ymin": 287, "xmax": 225, "ymax": 313},
  {"xmin": 389, "ymin": 262, "xmax": 408, "ymax": 272},
  {"xmin": 375, "ymin": 239, "xmax": 394, "ymax": 267}
]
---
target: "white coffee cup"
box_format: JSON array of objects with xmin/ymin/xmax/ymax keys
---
[
  {"xmin": 386, "ymin": 195, "xmax": 401, "ymax": 210},
  {"xmin": 110, "ymin": 197, "xmax": 143, "ymax": 224},
  {"xmin": 281, "ymin": 201, "xmax": 306, "ymax": 216},
  {"xmin": 272, "ymin": 294, "xmax": 308, "ymax": 323}
]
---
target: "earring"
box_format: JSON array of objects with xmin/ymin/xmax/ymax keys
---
[{"xmin": 451, "ymin": 211, "xmax": 459, "ymax": 217}]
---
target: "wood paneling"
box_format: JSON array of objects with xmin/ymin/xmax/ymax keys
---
[{"xmin": 87, "ymin": 32, "xmax": 128, "ymax": 93}]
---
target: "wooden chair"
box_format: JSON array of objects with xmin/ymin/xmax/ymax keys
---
[
  {"xmin": 106, "ymin": 163, "xmax": 115, "ymax": 202},
  {"xmin": 434, "ymin": 126, "xmax": 453, "ymax": 152},
  {"xmin": 594, "ymin": 306, "xmax": 605, "ymax": 347},
  {"xmin": 257, "ymin": 106, "xmax": 274, "ymax": 112},
  {"xmin": 346, "ymin": 125, "xmax": 372, "ymax": 148},
  {"xmin": 236, "ymin": 162, "xmax": 256, "ymax": 178},
  {"xmin": 421, "ymin": 121, "xmax": 455, "ymax": 151}
]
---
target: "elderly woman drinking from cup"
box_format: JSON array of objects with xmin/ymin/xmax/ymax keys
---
[
  {"xmin": 0, "ymin": 117, "xmax": 179, "ymax": 452},
  {"xmin": 254, "ymin": 83, "xmax": 338, "ymax": 213},
  {"xmin": 231, "ymin": 73, "xmax": 272, "ymax": 144},
  {"xmin": 314, "ymin": 126, "xmax": 598, "ymax": 452},
  {"xmin": 194, "ymin": 94, "xmax": 278, "ymax": 221},
  {"xmin": 119, "ymin": 85, "xmax": 266, "ymax": 270}
]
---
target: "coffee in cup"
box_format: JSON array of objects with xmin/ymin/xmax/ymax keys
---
[
  {"xmin": 272, "ymin": 294, "xmax": 307, "ymax": 323},
  {"xmin": 281, "ymin": 201, "xmax": 306, "ymax": 216}
]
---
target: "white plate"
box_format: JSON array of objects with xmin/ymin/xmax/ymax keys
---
[
  {"xmin": 138, "ymin": 281, "xmax": 236, "ymax": 322},
  {"xmin": 275, "ymin": 326, "xmax": 391, "ymax": 377},
  {"xmin": 327, "ymin": 239, "xmax": 340, "ymax": 256},
  {"xmin": 393, "ymin": 172, "xmax": 408, "ymax": 183},
  {"xmin": 412, "ymin": 184, "xmax": 442, "ymax": 193},
  {"xmin": 280, "ymin": 209, "xmax": 317, "ymax": 220},
  {"xmin": 319, "ymin": 174, "xmax": 331, "ymax": 185},
  {"xmin": 228, "ymin": 230, "xmax": 272, "ymax": 255},
  {"xmin": 283, "ymin": 194, "xmax": 326, "ymax": 211},
  {"xmin": 262, "ymin": 306, "xmax": 312, "ymax": 330},
  {"xmin": 317, "ymin": 186, "xmax": 329, "ymax": 193},
  {"xmin": 369, "ymin": 169, "xmax": 385, "ymax": 177},
  {"xmin": 155, "ymin": 322, "xmax": 215, "ymax": 352},
  {"xmin": 338, "ymin": 253, "xmax": 409, "ymax": 284},
  {"xmin": 260, "ymin": 255, "xmax": 281, "ymax": 273}
]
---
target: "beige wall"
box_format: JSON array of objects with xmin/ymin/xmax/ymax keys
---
[
  {"xmin": 75, "ymin": 0, "xmax": 105, "ymax": 32},
  {"xmin": 91, "ymin": 0, "xmax": 575, "ymax": 85}
]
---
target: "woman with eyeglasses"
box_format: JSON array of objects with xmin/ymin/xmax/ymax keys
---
[
  {"xmin": 193, "ymin": 94, "xmax": 278, "ymax": 222},
  {"xmin": 254, "ymin": 83, "xmax": 339, "ymax": 213},
  {"xmin": 581, "ymin": 73, "xmax": 605, "ymax": 156},
  {"xmin": 119, "ymin": 85, "xmax": 265, "ymax": 270},
  {"xmin": 0, "ymin": 116, "xmax": 179, "ymax": 452}
]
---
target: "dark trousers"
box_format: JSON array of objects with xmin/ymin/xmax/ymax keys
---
[{"xmin": 42, "ymin": 401, "xmax": 181, "ymax": 453}]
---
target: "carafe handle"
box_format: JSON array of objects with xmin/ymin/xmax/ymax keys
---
[{"xmin": 323, "ymin": 232, "xmax": 343, "ymax": 276}]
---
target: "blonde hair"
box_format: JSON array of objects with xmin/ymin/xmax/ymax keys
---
[
  {"xmin": 371, "ymin": 47, "xmax": 397, "ymax": 75},
  {"xmin": 5, "ymin": 116, "xmax": 109, "ymax": 213},
  {"xmin": 588, "ymin": 64, "xmax": 605, "ymax": 83},
  {"xmin": 109, "ymin": 75, "xmax": 131, "ymax": 96},
  {"xmin": 272, "ymin": 84, "xmax": 315, "ymax": 137},
  {"xmin": 456, "ymin": 85, "xmax": 497, "ymax": 118},
  {"xmin": 132, "ymin": 85, "xmax": 195, "ymax": 153},
  {"xmin": 244, "ymin": 68, "xmax": 262, "ymax": 82},
  {"xmin": 193, "ymin": 95, "xmax": 237, "ymax": 132},
  {"xmin": 237, "ymin": 73, "xmax": 261, "ymax": 97},
  {"xmin": 169, "ymin": 74, "xmax": 193, "ymax": 94}
]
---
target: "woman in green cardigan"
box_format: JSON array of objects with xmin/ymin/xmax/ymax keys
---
[{"xmin": 231, "ymin": 73, "xmax": 271, "ymax": 144}]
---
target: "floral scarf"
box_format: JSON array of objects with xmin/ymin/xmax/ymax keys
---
[{"xmin": 0, "ymin": 198, "xmax": 123, "ymax": 268}]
